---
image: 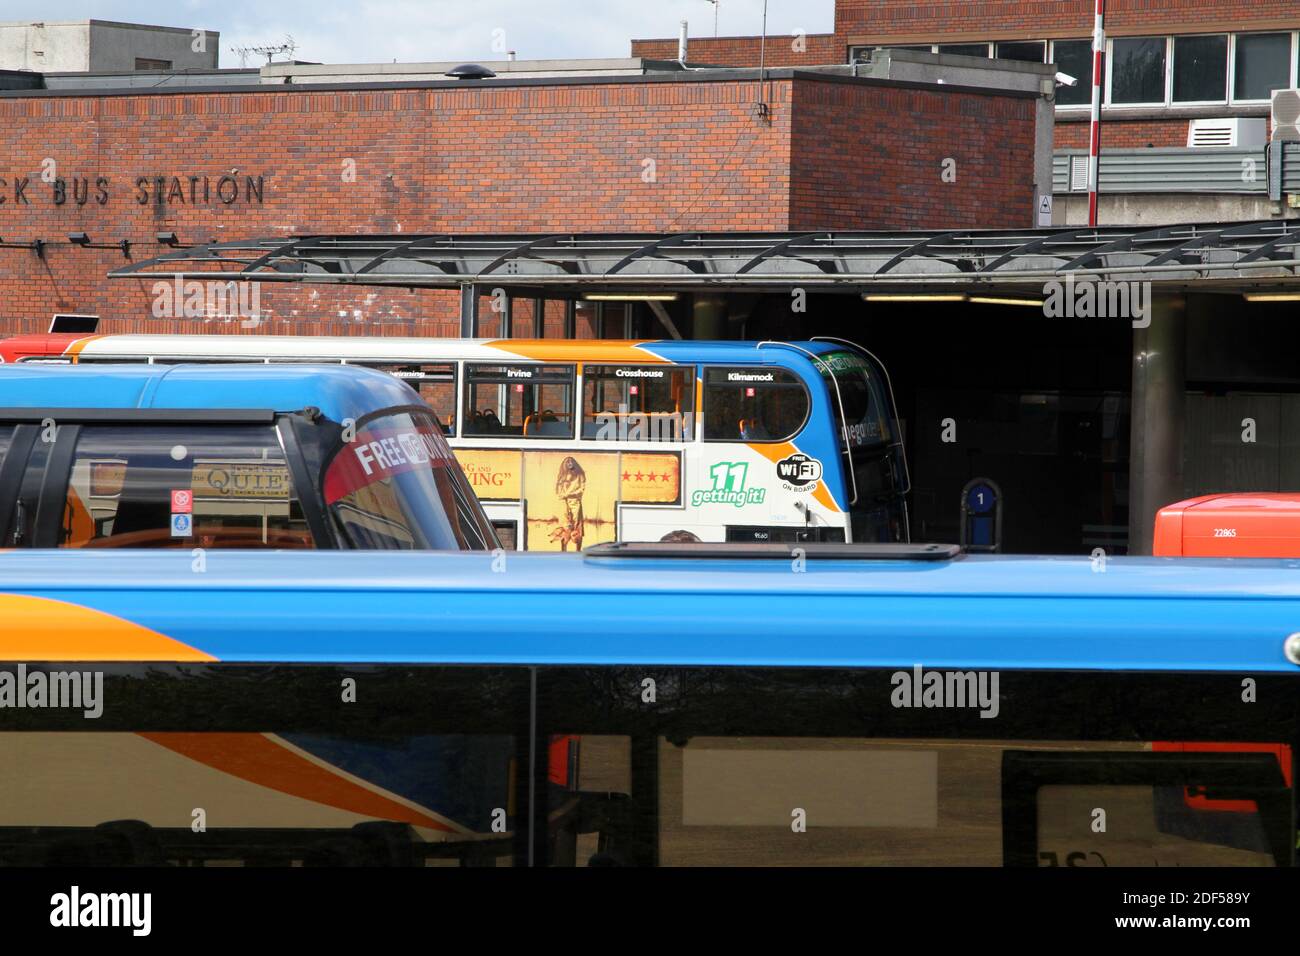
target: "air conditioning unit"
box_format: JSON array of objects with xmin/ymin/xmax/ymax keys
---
[
  {"xmin": 1271, "ymin": 89, "xmax": 1300, "ymax": 141},
  {"xmin": 1186, "ymin": 117, "xmax": 1267, "ymax": 147}
]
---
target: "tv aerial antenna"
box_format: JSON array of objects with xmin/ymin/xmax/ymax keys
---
[{"xmin": 232, "ymin": 35, "xmax": 297, "ymax": 68}]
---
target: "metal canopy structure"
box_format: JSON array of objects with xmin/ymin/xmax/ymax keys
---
[{"xmin": 107, "ymin": 220, "xmax": 1300, "ymax": 295}]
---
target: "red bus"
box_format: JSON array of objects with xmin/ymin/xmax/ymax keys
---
[{"xmin": 1154, "ymin": 493, "xmax": 1297, "ymax": 839}]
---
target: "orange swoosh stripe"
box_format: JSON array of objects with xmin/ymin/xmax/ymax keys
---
[
  {"xmin": 485, "ymin": 340, "xmax": 668, "ymax": 364},
  {"xmin": 0, "ymin": 593, "xmax": 215, "ymax": 661},
  {"xmin": 66, "ymin": 335, "xmax": 105, "ymax": 360},
  {"xmin": 140, "ymin": 732, "xmax": 456, "ymax": 832}
]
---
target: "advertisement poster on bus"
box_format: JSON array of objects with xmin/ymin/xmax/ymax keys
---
[
  {"xmin": 523, "ymin": 451, "xmax": 619, "ymax": 551},
  {"xmin": 456, "ymin": 449, "xmax": 523, "ymax": 501},
  {"xmin": 619, "ymin": 452, "xmax": 681, "ymax": 505}
]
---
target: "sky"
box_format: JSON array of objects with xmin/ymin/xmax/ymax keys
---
[{"xmin": 0, "ymin": 0, "xmax": 836, "ymax": 67}]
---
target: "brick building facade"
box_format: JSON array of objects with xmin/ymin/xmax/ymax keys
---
[
  {"xmin": 633, "ymin": 0, "xmax": 1300, "ymax": 149},
  {"xmin": 0, "ymin": 70, "xmax": 1037, "ymax": 335}
]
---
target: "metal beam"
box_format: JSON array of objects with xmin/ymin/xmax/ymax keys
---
[
  {"xmin": 605, "ymin": 233, "xmax": 697, "ymax": 275},
  {"xmin": 459, "ymin": 283, "xmax": 479, "ymax": 338},
  {"xmin": 98, "ymin": 220, "xmax": 1300, "ymax": 293},
  {"xmin": 647, "ymin": 300, "xmax": 683, "ymax": 340}
]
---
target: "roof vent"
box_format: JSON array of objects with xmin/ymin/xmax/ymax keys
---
[{"xmin": 445, "ymin": 64, "xmax": 497, "ymax": 80}]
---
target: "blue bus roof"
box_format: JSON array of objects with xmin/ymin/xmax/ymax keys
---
[
  {"xmin": 0, "ymin": 363, "xmax": 421, "ymax": 424},
  {"xmin": 3, "ymin": 550, "xmax": 1299, "ymax": 671},
  {"xmin": 644, "ymin": 339, "xmax": 847, "ymax": 365}
]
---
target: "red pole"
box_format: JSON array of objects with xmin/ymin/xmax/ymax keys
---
[{"xmin": 1088, "ymin": 0, "xmax": 1106, "ymax": 227}]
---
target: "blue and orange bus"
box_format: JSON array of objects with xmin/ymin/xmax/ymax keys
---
[
  {"xmin": 0, "ymin": 333, "xmax": 911, "ymax": 547},
  {"xmin": 0, "ymin": 544, "xmax": 1296, "ymax": 867},
  {"xmin": 0, "ymin": 363, "xmax": 497, "ymax": 551}
]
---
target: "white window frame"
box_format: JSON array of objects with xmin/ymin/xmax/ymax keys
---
[
  {"xmin": 936, "ymin": 42, "xmax": 992, "ymax": 58},
  {"xmin": 1104, "ymin": 35, "xmax": 1171, "ymax": 108},
  {"xmin": 993, "ymin": 39, "xmax": 1046, "ymax": 64},
  {"xmin": 1228, "ymin": 31, "xmax": 1299, "ymax": 106},
  {"xmin": 1050, "ymin": 38, "xmax": 1096, "ymax": 112},
  {"xmin": 859, "ymin": 30, "xmax": 1300, "ymax": 111},
  {"xmin": 1169, "ymin": 33, "xmax": 1230, "ymax": 107},
  {"xmin": 848, "ymin": 44, "xmax": 935, "ymax": 63}
]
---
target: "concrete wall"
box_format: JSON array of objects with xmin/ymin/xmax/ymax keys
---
[
  {"xmin": 0, "ymin": 21, "xmax": 217, "ymax": 73},
  {"xmin": 86, "ymin": 22, "xmax": 218, "ymax": 72},
  {"xmin": 1055, "ymin": 192, "xmax": 1296, "ymax": 225},
  {"xmin": 0, "ymin": 22, "xmax": 91, "ymax": 73}
]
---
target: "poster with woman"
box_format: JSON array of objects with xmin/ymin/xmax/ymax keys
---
[{"xmin": 522, "ymin": 451, "xmax": 619, "ymax": 551}]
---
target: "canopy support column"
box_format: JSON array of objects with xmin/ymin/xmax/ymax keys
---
[
  {"xmin": 459, "ymin": 283, "xmax": 479, "ymax": 338},
  {"xmin": 1127, "ymin": 292, "xmax": 1186, "ymax": 555}
]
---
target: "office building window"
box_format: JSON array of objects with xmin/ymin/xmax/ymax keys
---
[
  {"xmin": 1111, "ymin": 37, "xmax": 1166, "ymax": 104},
  {"xmin": 995, "ymin": 41, "xmax": 1046, "ymax": 63},
  {"xmin": 1233, "ymin": 33, "xmax": 1292, "ymax": 102},
  {"xmin": 1051, "ymin": 39, "xmax": 1093, "ymax": 107},
  {"xmin": 1173, "ymin": 35, "xmax": 1228, "ymax": 102}
]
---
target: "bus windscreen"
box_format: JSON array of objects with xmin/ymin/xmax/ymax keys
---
[{"xmin": 323, "ymin": 410, "xmax": 497, "ymax": 550}]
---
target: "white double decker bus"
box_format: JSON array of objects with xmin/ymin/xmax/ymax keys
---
[{"xmin": 0, "ymin": 333, "xmax": 911, "ymax": 549}]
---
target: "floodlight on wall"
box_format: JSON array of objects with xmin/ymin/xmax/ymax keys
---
[
  {"xmin": 65, "ymin": 232, "xmax": 132, "ymax": 258},
  {"xmin": 156, "ymin": 232, "xmax": 179, "ymax": 245},
  {"xmin": 0, "ymin": 237, "xmax": 45, "ymax": 255}
]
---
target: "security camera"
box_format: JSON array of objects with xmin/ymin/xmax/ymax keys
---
[{"xmin": 1055, "ymin": 71, "xmax": 1079, "ymax": 88}]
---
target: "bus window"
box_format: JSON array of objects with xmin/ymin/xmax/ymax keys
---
[
  {"xmin": 702, "ymin": 367, "xmax": 808, "ymax": 442},
  {"xmin": 366, "ymin": 363, "xmax": 457, "ymax": 434},
  {"xmin": 540, "ymin": 668, "xmax": 1291, "ymax": 867},
  {"xmin": 462, "ymin": 364, "xmax": 574, "ymax": 439},
  {"xmin": 582, "ymin": 365, "xmax": 694, "ymax": 441},
  {"xmin": 0, "ymin": 666, "xmax": 525, "ymax": 867},
  {"xmin": 323, "ymin": 409, "xmax": 497, "ymax": 550},
  {"xmin": 816, "ymin": 350, "xmax": 891, "ymax": 448},
  {"xmin": 60, "ymin": 425, "xmax": 313, "ymax": 549}
]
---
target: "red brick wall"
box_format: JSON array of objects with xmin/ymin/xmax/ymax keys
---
[
  {"xmin": 1054, "ymin": 117, "xmax": 1192, "ymax": 149},
  {"xmin": 0, "ymin": 79, "xmax": 791, "ymax": 334},
  {"xmin": 631, "ymin": 34, "xmax": 844, "ymax": 67},
  {"xmin": 790, "ymin": 80, "xmax": 1037, "ymax": 229},
  {"xmin": 0, "ymin": 74, "xmax": 1035, "ymax": 335},
  {"xmin": 836, "ymin": 0, "xmax": 1300, "ymax": 40}
]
